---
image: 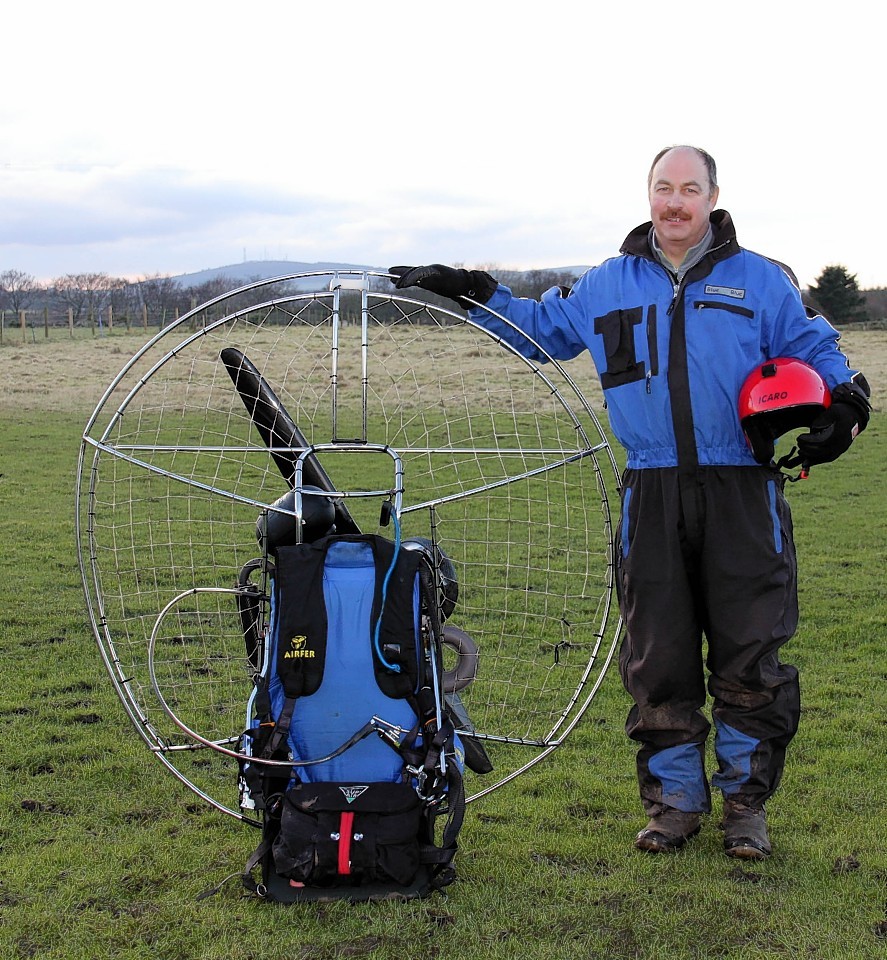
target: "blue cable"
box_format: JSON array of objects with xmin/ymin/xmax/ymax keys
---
[{"xmin": 373, "ymin": 507, "xmax": 402, "ymax": 673}]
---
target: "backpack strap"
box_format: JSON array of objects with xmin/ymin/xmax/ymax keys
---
[
  {"xmin": 273, "ymin": 544, "xmax": 329, "ymax": 698},
  {"xmin": 264, "ymin": 696, "xmax": 297, "ymax": 758},
  {"xmin": 241, "ymin": 790, "xmax": 285, "ymax": 896},
  {"xmin": 235, "ymin": 557, "xmax": 267, "ymax": 676},
  {"xmin": 420, "ymin": 761, "xmax": 466, "ymax": 891},
  {"xmin": 271, "ymin": 536, "xmax": 425, "ymax": 701},
  {"xmin": 241, "ymin": 834, "xmax": 273, "ymax": 896}
]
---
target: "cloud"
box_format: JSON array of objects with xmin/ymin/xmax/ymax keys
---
[
  {"xmin": 2, "ymin": 147, "xmax": 883, "ymax": 290},
  {"xmin": 0, "ymin": 164, "xmax": 345, "ymax": 246},
  {"xmin": 4, "ymin": 163, "xmax": 601, "ymax": 280}
]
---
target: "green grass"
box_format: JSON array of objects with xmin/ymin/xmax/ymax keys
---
[{"xmin": 1, "ymin": 337, "xmax": 886, "ymax": 958}]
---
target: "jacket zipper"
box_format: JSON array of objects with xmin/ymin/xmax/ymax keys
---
[
  {"xmin": 694, "ymin": 300, "xmax": 754, "ymax": 318},
  {"xmin": 645, "ymin": 304, "xmax": 658, "ymax": 394},
  {"xmin": 665, "ymin": 238, "xmax": 732, "ymax": 316}
]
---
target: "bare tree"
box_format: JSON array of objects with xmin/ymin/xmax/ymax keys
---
[
  {"xmin": 53, "ymin": 272, "xmax": 126, "ymax": 324},
  {"xmin": 188, "ymin": 274, "xmax": 241, "ymax": 305},
  {"xmin": 862, "ymin": 286, "xmax": 887, "ymax": 320},
  {"xmin": 134, "ymin": 273, "xmax": 186, "ymax": 326},
  {"xmin": 0, "ymin": 269, "xmax": 42, "ymax": 313},
  {"xmin": 498, "ymin": 268, "xmax": 578, "ymax": 300}
]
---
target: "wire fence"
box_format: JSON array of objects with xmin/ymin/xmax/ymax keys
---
[
  {"xmin": 0, "ymin": 305, "xmax": 186, "ymax": 343},
  {"xmin": 3, "ymin": 303, "xmax": 885, "ymax": 346}
]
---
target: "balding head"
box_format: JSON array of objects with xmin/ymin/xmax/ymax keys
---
[{"xmin": 648, "ymin": 145, "xmax": 718, "ymax": 198}]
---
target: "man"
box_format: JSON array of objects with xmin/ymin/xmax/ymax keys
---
[{"xmin": 390, "ymin": 145, "xmax": 871, "ymax": 860}]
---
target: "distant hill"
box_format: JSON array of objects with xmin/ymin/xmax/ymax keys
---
[{"xmin": 171, "ymin": 260, "xmax": 386, "ymax": 290}]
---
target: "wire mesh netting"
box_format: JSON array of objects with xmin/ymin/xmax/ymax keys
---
[{"xmin": 77, "ymin": 272, "xmax": 622, "ymax": 817}]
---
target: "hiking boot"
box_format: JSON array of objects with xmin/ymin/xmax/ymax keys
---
[
  {"xmin": 721, "ymin": 800, "xmax": 771, "ymax": 860},
  {"xmin": 634, "ymin": 807, "xmax": 701, "ymax": 854}
]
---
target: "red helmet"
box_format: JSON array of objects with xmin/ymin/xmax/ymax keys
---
[{"xmin": 738, "ymin": 358, "xmax": 831, "ymax": 464}]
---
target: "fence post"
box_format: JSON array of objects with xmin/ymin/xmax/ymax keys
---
[
  {"xmin": 108, "ymin": 305, "xmax": 114, "ymax": 332},
  {"xmin": 20, "ymin": 310, "xmax": 26, "ymax": 342},
  {"xmin": 0, "ymin": 310, "xmax": 4, "ymax": 343},
  {"xmin": 68, "ymin": 307, "xmax": 74, "ymax": 338},
  {"xmin": 142, "ymin": 303, "xmax": 148, "ymax": 330},
  {"xmin": 44, "ymin": 307, "xmax": 49, "ymax": 338}
]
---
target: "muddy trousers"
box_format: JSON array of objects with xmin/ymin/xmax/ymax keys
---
[{"xmin": 616, "ymin": 466, "xmax": 801, "ymax": 815}]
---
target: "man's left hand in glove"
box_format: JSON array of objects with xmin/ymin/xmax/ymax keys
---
[{"xmin": 796, "ymin": 378, "xmax": 872, "ymax": 465}]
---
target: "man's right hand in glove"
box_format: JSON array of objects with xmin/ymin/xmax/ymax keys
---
[{"xmin": 389, "ymin": 264, "xmax": 498, "ymax": 308}]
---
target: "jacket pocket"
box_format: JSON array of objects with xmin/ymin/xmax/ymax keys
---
[
  {"xmin": 692, "ymin": 300, "xmax": 755, "ymax": 319},
  {"xmin": 645, "ymin": 305, "xmax": 659, "ymax": 377},
  {"xmin": 272, "ymin": 781, "xmax": 423, "ymax": 887},
  {"xmin": 594, "ymin": 307, "xmax": 646, "ymax": 388}
]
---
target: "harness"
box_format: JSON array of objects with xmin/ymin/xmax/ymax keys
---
[{"xmin": 238, "ymin": 533, "xmax": 465, "ymax": 901}]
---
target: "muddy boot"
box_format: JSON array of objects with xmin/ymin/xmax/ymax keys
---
[
  {"xmin": 634, "ymin": 807, "xmax": 701, "ymax": 853},
  {"xmin": 721, "ymin": 800, "xmax": 771, "ymax": 860}
]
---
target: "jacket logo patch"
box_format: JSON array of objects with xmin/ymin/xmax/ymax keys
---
[
  {"xmin": 339, "ymin": 785, "xmax": 369, "ymax": 804},
  {"xmin": 283, "ymin": 634, "xmax": 316, "ymax": 659},
  {"xmin": 704, "ymin": 284, "xmax": 745, "ymax": 299}
]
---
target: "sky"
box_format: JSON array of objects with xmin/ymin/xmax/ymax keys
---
[{"xmin": 2, "ymin": 1, "xmax": 884, "ymax": 289}]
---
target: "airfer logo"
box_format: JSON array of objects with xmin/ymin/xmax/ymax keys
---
[
  {"xmin": 339, "ymin": 785, "xmax": 369, "ymax": 804},
  {"xmin": 283, "ymin": 634, "xmax": 315, "ymax": 659}
]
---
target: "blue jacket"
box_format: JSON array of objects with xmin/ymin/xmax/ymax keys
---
[{"xmin": 469, "ymin": 210, "xmax": 860, "ymax": 470}]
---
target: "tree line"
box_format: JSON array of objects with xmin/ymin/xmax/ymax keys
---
[
  {"xmin": 0, "ymin": 270, "xmax": 246, "ymax": 329},
  {"xmin": 0, "ymin": 264, "xmax": 881, "ymax": 330}
]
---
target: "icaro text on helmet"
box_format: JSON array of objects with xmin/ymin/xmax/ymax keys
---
[{"xmin": 738, "ymin": 358, "xmax": 831, "ymax": 464}]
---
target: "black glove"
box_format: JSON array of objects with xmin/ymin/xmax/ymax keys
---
[
  {"xmin": 389, "ymin": 264, "xmax": 498, "ymax": 307},
  {"xmin": 795, "ymin": 380, "xmax": 871, "ymax": 465}
]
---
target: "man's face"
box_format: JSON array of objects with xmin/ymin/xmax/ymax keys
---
[{"xmin": 648, "ymin": 148, "xmax": 719, "ymax": 261}]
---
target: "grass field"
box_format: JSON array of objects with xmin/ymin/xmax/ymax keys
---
[{"xmin": 1, "ymin": 328, "xmax": 885, "ymax": 960}]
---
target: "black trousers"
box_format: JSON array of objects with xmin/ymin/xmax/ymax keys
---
[{"xmin": 616, "ymin": 466, "xmax": 801, "ymax": 814}]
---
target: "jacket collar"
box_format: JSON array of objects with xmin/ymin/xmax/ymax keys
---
[{"xmin": 620, "ymin": 209, "xmax": 739, "ymax": 263}]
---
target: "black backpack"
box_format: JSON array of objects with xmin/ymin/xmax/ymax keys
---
[{"xmin": 237, "ymin": 532, "xmax": 470, "ymax": 902}]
